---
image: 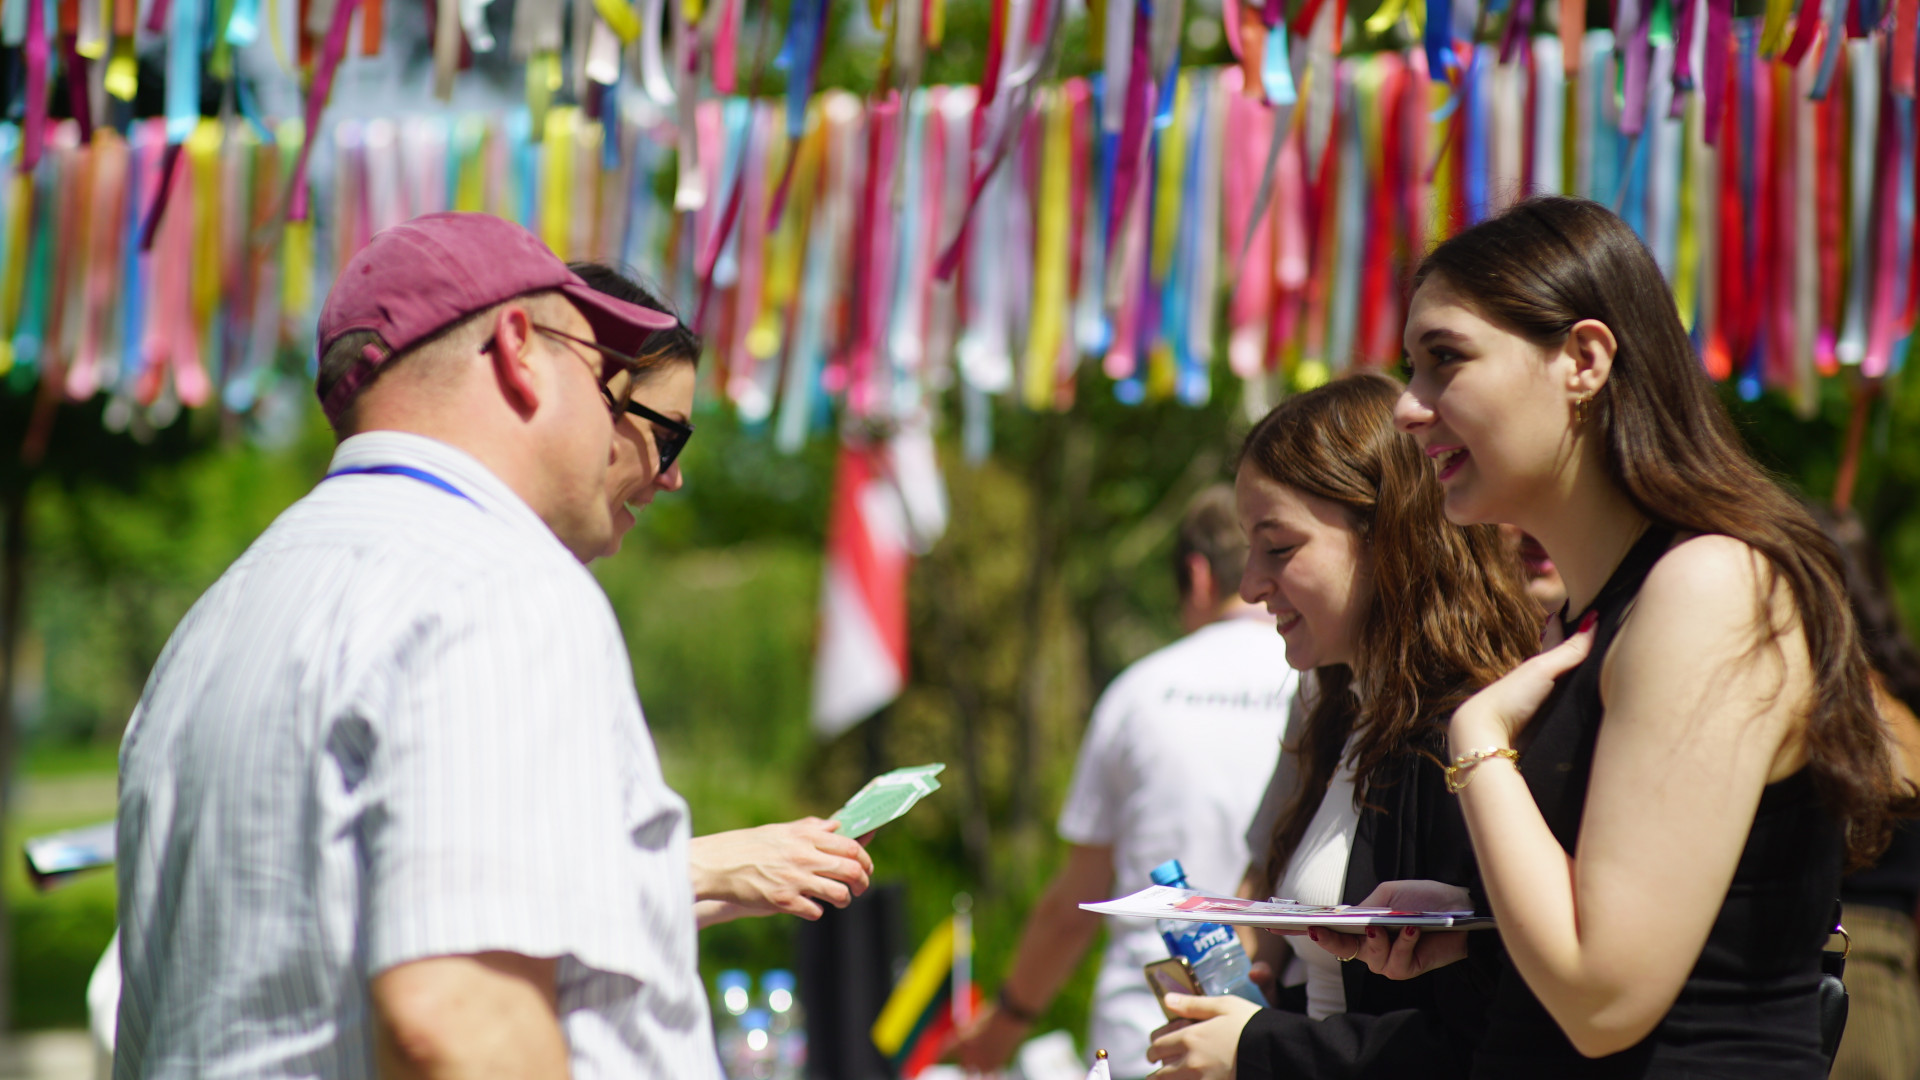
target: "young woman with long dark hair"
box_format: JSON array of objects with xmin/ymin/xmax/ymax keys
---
[
  {"xmin": 1363, "ymin": 195, "xmax": 1917, "ymax": 1077},
  {"xmin": 1143, "ymin": 373, "xmax": 1541, "ymax": 1079}
]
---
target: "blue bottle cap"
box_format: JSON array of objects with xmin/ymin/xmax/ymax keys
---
[{"xmin": 1149, "ymin": 859, "xmax": 1188, "ymax": 887}]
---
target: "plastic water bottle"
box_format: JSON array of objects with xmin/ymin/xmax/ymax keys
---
[
  {"xmin": 1149, "ymin": 859, "xmax": 1266, "ymax": 1006},
  {"xmin": 761, "ymin": 969, "xmax": 806, "ymax": 1080},
  {"xmin": 715, "ymin": 970, "xmax": 752, "ymax": 1078}
]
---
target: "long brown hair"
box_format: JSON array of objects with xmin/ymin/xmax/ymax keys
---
[
  {"xmin": 1243, "ymin": 374, "xmax": 1542, "ymax": 889},
  {"xmin": 1417, "ymin": 195, "xmax": 1916, "ymax": 867}
]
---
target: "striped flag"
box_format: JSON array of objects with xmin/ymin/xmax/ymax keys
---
[
  {"xmin": 871, "ymin": 910, "xmax": 979, "ymax": 1077},
  {"xmin": 810, "ymin": 420, "xmax": 947, "ymax": 738}
]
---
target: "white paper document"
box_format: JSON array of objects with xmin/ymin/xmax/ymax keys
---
[{"xmin": 1080, "ymin": 884, "xmax": 1496, "ymax": 930}]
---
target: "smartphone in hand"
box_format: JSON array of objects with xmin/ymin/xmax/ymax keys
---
[{"xmin": 1144, "ymin": 957, "xmax": 1201, "ymax": 1021}]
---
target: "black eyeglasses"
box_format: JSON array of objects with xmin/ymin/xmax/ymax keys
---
[
  {"xmin": 528, "ymin": 324, "xmax": 649, "ymax": 418},
  {"xmin": 507, "ymin": 324, "xmax": 695, "ymax": 470},
  {"xmin": 624, "ymin": 398, "xmax": 695, "ymax": 472}
]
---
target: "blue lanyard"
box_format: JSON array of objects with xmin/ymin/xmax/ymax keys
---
[{"xmin": 323, "ymin": 465, "xmax": 475, "ymax": 505}]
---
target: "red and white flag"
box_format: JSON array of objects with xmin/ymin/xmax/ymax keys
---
[{"xmin": 811, "ymin": 420, "xmax": 947, "ymax": 738}]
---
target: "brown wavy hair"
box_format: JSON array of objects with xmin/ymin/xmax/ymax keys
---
[
  {"xmin": 1245, "ymin": 373, "xmax": 1543, "ymax": 889},
  {"xmin": 1416, "ymin": 195, "xmax": 1917, "ymax": 867}
]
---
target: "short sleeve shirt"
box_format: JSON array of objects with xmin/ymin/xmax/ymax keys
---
[
  {"xmin": 1056, "ymin": 618, "xmax": 1297, "ymax": 1078},
  {"xmin": 113, "ymin": 432, "xmax": 721, "ymax": 1080}
]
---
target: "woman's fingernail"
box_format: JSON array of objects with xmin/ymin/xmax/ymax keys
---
[
  {"xmin": 1365, "ymin": 927, "xmax": 1378, "ymax": 939},
  {"xmin": 1579, "ymin": 611, "xmax": 1599, "ymax": 633},
  {"xmin": 1402, "ymin": 926, "xmax": 1418, "ymax": 939},
  {"xmin": 1308, "ymin": 928, "xmax": 1320, "ymax": 942}
]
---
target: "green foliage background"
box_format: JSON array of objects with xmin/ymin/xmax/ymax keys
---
[{"xmin": 6, "ymin": 0, "xmax": 1920, "ymax": 1042}]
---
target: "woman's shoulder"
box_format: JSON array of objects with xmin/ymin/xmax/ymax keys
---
[
  {"xmin": 1612, "ymin": 531, "xmax": 1808, "ymax": 691},
  {"xmin": 1636, "ymin": 531, "xmax": 1778, "ymax": 624}
]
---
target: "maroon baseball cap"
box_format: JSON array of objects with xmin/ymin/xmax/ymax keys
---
[{"xmin": 316, "ymin": 212, "xmax": 678, "ymax": 423}]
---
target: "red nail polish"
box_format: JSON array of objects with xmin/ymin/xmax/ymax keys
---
[
  {"xmin": 1402, "ymin": 926, "xmax": 1417, "ymax": 939},
  {"xmin": 1308, "ymin": 928, "xmax": 1320, "ymax": 942},
  {"xmin": 1579, "ymin": 611, "xmax": 1599, "ymax": 633},
  {"xmin": 1366, "ymin": 927, "xmax": 1378, "ymax": 939}
]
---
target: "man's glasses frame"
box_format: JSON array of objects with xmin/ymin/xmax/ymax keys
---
[{"xmin": 529, "ymin": 324, "xmax": 695, "ymax": 472}]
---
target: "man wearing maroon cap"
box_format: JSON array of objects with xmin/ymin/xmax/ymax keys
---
[{"xmin": 113, "ymin": 214, "xmax": 724, "ymax": 1079}]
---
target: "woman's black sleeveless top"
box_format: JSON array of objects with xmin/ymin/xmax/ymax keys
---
[{"xmin": 1471, "ymin": 526, "xmax": 1845, "ymax": 1079}]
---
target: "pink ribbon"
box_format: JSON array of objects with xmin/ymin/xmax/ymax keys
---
[
  {"xmin": 23, "ymin": 0, "xmax": 48, "ymax": 172},
  {"xmin": 288, "ymin": 0, "xmax": 365, "ymax": 221},
  {"xmin": 1701, "ymin": 0, "xmax": 1732, "ymax": 146}
]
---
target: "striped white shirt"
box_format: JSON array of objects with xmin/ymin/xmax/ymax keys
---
[{"xmin": 114, "ymin": 431, "xmax": 720, "ymax": 1080}]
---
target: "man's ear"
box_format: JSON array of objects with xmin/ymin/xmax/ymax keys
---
[
  {"xmin": 1185, "ymin": 552, "xmax": 1215, "ymax": 608},
  {"xmin": 485, "ymin": 305, "xmax": 542, "ymax": 418},
  {"xmin": 1564, "ymin": 317, "xmax": 1618, "ymax": 399}
]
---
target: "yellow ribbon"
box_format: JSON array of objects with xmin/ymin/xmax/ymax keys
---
[
  {"xmin": 1151, "ymin": 74, "xmax": 1191, "ymax": 283},
  {"xmin": 527, "ymin": 51, "xmax": 561, "ymax": 142},
  {"xmin": 1673, "ymin": 95, "xmax": 1699, "ymax": 332},
  {"xmin": 1430, "ymin": 76, "xmax": 1454, "ymax": 244},
  {"xmin": 188, "ymin": 120, "xmax": 225, "ymax": 353},
  {"xmin": 454, "ymin": 117, "xmax": 487, "ymax": 212},
  {"xmin": 1144, "ymin": 75, "xmax": 1194, "ymax": 402},
  {"xmin": 277, "ymin": 120, "xmax": 312, "ymax": 322},
  {"xmin": 1759, "ymin": 0, "xmax": 1794, "ymax": 56},
  {"xmin": 0, "ymin": 174, "xmax": 26, "ymax": 376},
  {"xmin": 105, "ymin": 36, "xmax": 138, "ymax": 100},
  {"xmin": 592, "ymin": 0, "xmax": 642, "ymax": 43},
  {"xmin": 752, "ymin": 111, "xmax": 819, "ymax": 362},
  {"xmin": 264, "ymin": 0, "xmax": 294, "ymax": 75},
  {"xmin": 1364, "ymin": 0, "xmax": 1408, "ymax": 36},
  {"xmin": 541, "ymin": 106, "xmax": 577, "ymax": 258},
  {"xmin": 1025, "ymin": 87, "xmax": 1073, "ymax": 410}
]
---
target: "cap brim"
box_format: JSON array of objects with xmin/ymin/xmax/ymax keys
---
[{"xmin": 559, "ymin": 281, "xmax": 680, "ymax": 357}]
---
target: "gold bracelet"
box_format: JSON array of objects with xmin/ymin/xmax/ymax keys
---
[{"xmin": 1445, "ymin": 747, "xmax": 1519, "ymax": 793}]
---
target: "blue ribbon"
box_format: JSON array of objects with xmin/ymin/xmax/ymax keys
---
[
  {"xmin": 777, "ymin": 0, "xmax": 830, "ymax": 139},
  {"xmin": 122, "ymin": 134, "xmax": 151, "ymax": 388},
  {"xmin": 166, "ymin": 0, "xmax": 203, "ymax": 143},
  {"xmin": 1464, "ymin": 46, "xmax": 1490, "ymax": 223},
  {"xmin": 1425, "ymin": 0, "xmax": 1457, "ymax": 84},
  {"xmin": 508, "ymin": 109, "xmax": 536, "ymax": 231},
  {"xmin": 227, "ymin": 0, "xmax": 262, "ymax": 45},
  {"xmin": 1262, "ymin": 24, "xmax": 1297, "ymax": 106}
]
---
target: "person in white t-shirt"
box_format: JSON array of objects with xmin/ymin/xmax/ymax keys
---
[{"xmin": 950, "ymin": 486, "xmax": 1298, "ymax": 1079}]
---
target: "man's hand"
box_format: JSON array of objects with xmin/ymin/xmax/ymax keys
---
[
  {"xmin": 689, "ymin": 818, "xmax": 874, "ymax": 925},
  {"xmin": 1144, "ymin": 993, "xmax": 1263, "ymax": 1080},
  {"xmin": 950, "ymin": 1004, "xmax": 1031, "ymax": 1073},
  {"xmin": 1306, "ymin": 880, "xmax": 1472, "ymax": 980},
  {"xmin": 373, "ymin": 952, "xmax": 567, "ymax": 1079}
]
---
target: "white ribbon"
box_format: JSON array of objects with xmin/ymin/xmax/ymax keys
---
[
  {"xmin": 1533, "ymin": 34, "xmax": 1566, "ymax": 194},
  {"xmin": 1187, "ymin": 71, "xmax": 1227, "ymax": 381},
  {"xmin": 1103, "ymin": 0, "xmax": 1138, "ymax": 133},
  {"xmin": 459, "ymin": 0, "xmax": 498, "ymax": 52},
  {"xmin": 1324, "ymin": 61, "xmax": 1366, "ymax": 371},
  {"xmin": 639, "ymin": 0, "xmax": 677, "ymax": 105},
  {"xmin": 1835, "ymin": 38, "xmax": 1878, "ymax": 367},
  {"xmin": 1645, "ymin": 41, "xmax": 1680, "ymax": 281}
]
